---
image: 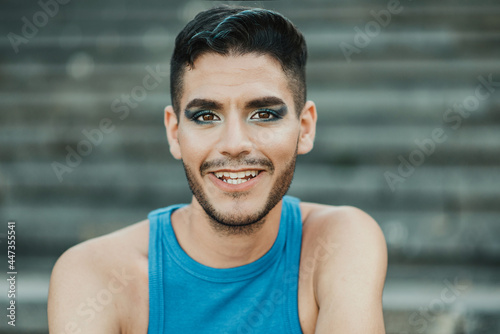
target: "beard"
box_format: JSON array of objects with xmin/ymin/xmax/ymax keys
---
[{"xmin": 182, "ymin": 147, "xmax": 298, "ymax": 237}]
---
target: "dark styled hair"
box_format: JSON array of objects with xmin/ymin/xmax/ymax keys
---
[{"xmin": 170, "ymin": 5, "xmax": 308, "ymax": 117}]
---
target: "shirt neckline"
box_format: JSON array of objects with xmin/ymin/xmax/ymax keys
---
[{"xmin": 161, "ymin": 196, "xmax": 292, "ymax": 283}]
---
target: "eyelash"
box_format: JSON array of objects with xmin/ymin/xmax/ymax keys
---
[
  {"xmin": 191, "ymin": 111, "xmax": 220, "ymax": 124},
  {"xmin": 190, "ymin": 109, "xmax": 282, "ymax": 124},
  {"xmin": 250, "ymin": 109, "xmax": 282, "ymax": 121}
]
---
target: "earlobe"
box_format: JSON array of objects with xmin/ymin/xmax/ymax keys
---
[
  {"xmin": 297, "ymin": 101, "xmax": 317, "ymax": 155},
  {"xmin": 164, "ymin": 105, "xmax": 182, "ymax": 160}
]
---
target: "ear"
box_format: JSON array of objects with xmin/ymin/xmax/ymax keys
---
[
  {"xmin": 164, "ymin": 105, "xmax": 182, "ymax": 160},
  {"xmin": 297, "ymin": 100, "xmax": 317, "ymax": 155}
]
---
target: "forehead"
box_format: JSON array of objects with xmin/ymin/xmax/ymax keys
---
[{"xmin": 180, "ymin": 52, "xmax": 294, "ymax": 110}]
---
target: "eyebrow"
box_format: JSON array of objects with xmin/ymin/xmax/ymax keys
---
[
  {"xmin": 184, "ymin": 96, "xmax": 287, "ymax": 111},
  {"xmin": 185, "ymin": 99, "xmax": 223, "ymax": 111},
  {"xmin": 245, "ymin": 96, "xmax": 286, "ymax": 109}
]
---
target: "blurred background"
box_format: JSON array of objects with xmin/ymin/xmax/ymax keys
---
[{"xmin": 1, "ymin": 0, "xmax": 500, "ymax": 333}]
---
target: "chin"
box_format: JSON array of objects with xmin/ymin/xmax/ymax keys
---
[{"xmin": 196, "ymin": 188, "xmax": 274, "ymax": 227}]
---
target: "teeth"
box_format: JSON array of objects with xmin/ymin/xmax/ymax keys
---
[
  {"xmin": 213, "ymin": 170, "xmax": 260, "ymax": 182},
  {"xmin": 223, "ymin": 178, "xmax": 249, "ymax": 184}
]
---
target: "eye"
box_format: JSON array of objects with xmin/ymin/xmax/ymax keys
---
[
  {"xmin": 192, "ymin": 111, "xmax": 221, "ymax": 123},
  {"xmin": 198, "ymin": 113, "xmax": 219, "ymax": 121},
  {"xmin": 250, "ymin": 109, "xmax": 280, "ymax": 121}
]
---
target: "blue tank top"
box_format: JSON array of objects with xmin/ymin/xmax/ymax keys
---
[{"xmin": 147, "ymin": 195, "xmax": 304, "ymax": 334}]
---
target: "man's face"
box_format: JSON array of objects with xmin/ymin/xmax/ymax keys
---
[{"xmin": 165, "ymin": 52, "xmax": 315, "ymax": 234}]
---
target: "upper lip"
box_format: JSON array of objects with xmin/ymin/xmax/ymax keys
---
[{"xmin": 209, "ymin": 168, "xmax": 264, "ymax": 173}]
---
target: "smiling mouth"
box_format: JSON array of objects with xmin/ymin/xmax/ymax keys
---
[{"xmin": 212, "ymin": 170, "xmax": 261, "ymax": 184}]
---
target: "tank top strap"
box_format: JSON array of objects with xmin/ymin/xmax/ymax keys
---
[
  {"xmin": 148, "ymin": 203, "xmax": 186, "ymax": 334},
  {"xmin": 281, "ymin": 195, "xmax": 304, "ymax": 333}
]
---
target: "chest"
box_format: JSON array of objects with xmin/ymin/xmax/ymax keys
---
[{"xmin": 123, "ymin": 243, "xmax": 320, "ymax": 334}]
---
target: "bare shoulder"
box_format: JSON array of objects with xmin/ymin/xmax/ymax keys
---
[
  {"xmin": 300, "ymin": 202, "xmax": 387, "ymax": 254},
  {"xmin": 48, "ymin": 220, "xmax": 150, "ymax": 334},
  {"xmin": 300, "ymin": 201, "xmax": 387, "ymax": 281},
  {"xmin": 299, "ymin": 202, "xmax": 387, "ymax": 333}
]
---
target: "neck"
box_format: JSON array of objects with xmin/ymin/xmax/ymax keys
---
[{"xmin": 170, "ymin": 197, "xmax": 283, "ymax": 269}]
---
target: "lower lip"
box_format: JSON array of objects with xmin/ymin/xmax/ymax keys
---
[{"xmin": 208, "ymin": 172, "xmax": 264, "ymax": 192}]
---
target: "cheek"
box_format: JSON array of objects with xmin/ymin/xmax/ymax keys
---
[
  {"xmin": 252, "ymin": 126, "xmax": 299, "ymax": 160},
  {"xmin": 177, "ymin": 128, "xmax": 212, "ymax": 165},
  {"xmin": 252, "ymin": 117, "xmax": 298, "ymax": 145}
]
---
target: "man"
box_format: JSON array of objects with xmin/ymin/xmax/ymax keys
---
[{"xmin": 48, "ymin": 5, "xmax": 387, "ymax": 334}]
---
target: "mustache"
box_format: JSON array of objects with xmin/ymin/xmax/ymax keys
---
[{"xmin": 200, "ymin": 157, "xmax": 274, "ymax": 175}]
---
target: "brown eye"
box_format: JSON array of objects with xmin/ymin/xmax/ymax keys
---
[
  {"xmin": 194, "ymin": 113, "xmax": 220, "ymax": 122},
  {"xmin": 251, "ymin": 111, "xmax": 276, "ymax": 120}
]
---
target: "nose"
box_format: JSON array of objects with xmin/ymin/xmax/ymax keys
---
[{"xmin": 216, "ymin": 114, "xmax": 253, "ymax": 158}]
